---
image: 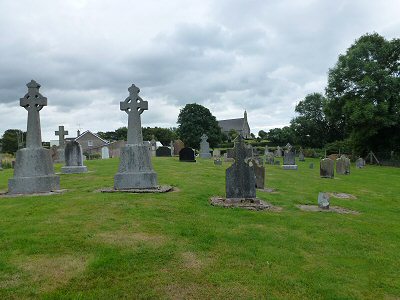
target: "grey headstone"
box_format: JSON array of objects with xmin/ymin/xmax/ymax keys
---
[
  {"xmin": 265, "ymin": 152, "xmax": 274, "ymax": 164},
  {"xmin": 170, "ymin": 141, "xmax": 174, "ymax": 156},
  {"xmin": 54, "ymin": 125, "xmax": 69, "ymax": 163},
  {"xmin": 101, "ymin": 146, "xmax": 110, "ymax": 159},
  {"xmin": 156, "ymin": 146, "xmax": 172, "ymax": 157},
  {"xmin": 226, "ymin": 135, "xmax": 256, "ymax": 199},
  {"xmin": 282, "ymin": 165, "xmax": 298, "ymax": 170},
  {"xmin": 318, "ymin": 192, "xmax": 330, "ymax": 209},
  {"xmin": 283, "ymin": 150, "xmax": 296, "ymax": 165},
  {"xmin": 320, "ymin": 158, "xmax": 334, "ymax": 178},
  {"xmin": 199, "ymin": 134, "xmax": 211, "ymax": 158},
  {"xmin": 61, "ymin": 141, "xmax": 88, "ymax": 173},
  {"xmin": 114, "ymin": 84, "xmax": 158, "ymax": 189},
  {"xmin": 356, "ymin": 157, "xmax": 365, "ymax": 168},
  {"xmin": 336, "ymin": 155, "xmax": 350, "ymax": 175},
  {"xmin": 309, "ymin": 163, "xmax": 314, "ymax": 169},
  {"xmin": 8, "ymin": 80, "xmax": 60, "ymax": 194},
  {"xmin": 179, "ymin": 147, "xmax": 196, "ymax": 162},
  {"xmin": 150, "ymin": 139, "xmax": 157, "ymax": 157},
  {"xmin": 213, "ymin": 149, "xmax": 221, "ymax": 157},
  {"xmin": 299, "ymin": 151, "xmax": 305, "ymax": 162},
  {"xmin": 250, "ymin": 159, "xmax": 265, "ymax": 189},
  {"xmin": 275, "ymin": 146, "xmax": 282, "ymax": 157}
]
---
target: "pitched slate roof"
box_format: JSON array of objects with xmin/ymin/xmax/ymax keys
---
[
  {"xmin": 74, "ymin": 130, "xmax": 109, "ymax": 144},
  {"xmin": 218, "ymin": 118, "xmax": 245, "ymax": 132}
]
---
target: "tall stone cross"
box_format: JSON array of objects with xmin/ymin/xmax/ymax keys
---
[
  {"xmin": 120, "ymin": 84, "xmax": 148, "ymax": 145},
  {"xmin": 55, "ymin": 126, "xmax": 68, "ymax": 147},
  {"xmin": 20, "ymin": 80, "xmax": 47, "ymax": 148}
]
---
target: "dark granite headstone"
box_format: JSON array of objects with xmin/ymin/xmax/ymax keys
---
[
  {"xmin": 250, "ymin": 159, "xmax": 265, "ymax": 189},
  {"xmin": 156, "ymin": 146, "xmax": 171, "ymax": 157},
  {"xmin": 179, "ymin": 147, "xmax": 196, "ymax": 162},
  {"xmin": 320, "ymin": 158, "xmax": 334, "ymax": 178},
  {"xmin": 226, "ymin": 135, "xmax": 256, "ymax": 198}
]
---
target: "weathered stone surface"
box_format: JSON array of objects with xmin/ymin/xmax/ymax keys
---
[
  {"xmin": 179, "ymin": 147, "xmax": 196, "ymax": 162},
  {"xmin": 156, "ymin": 146, "xmax": 171, "ymax": 157},
  {"xmin": 226, "ymin": 135, "xmax": 256, "ymax": 198},
  {"xmin": 275, "ymin": 146, "xmax": 282, "ymax": 157},
  {"xmin": 210, "ymin": 197, "xmax": 276, "ymax": 211},
  {"xmin": 114, "ymin": 84, "xmax": 158, "ymax": 190},
  {"xmin": 54, "ymin": 126, "xmax": 68, "ymax": 163},
  {"xmin": 265, "ymin": 152, "xmax": 274, "ymax": 164},
  {"xmin": 320, "ymin": 158, "xmax": 334, "ymax": 178},
  {"xmin": 150, "ymin": 139, "xmax": 157, "ymax": 157},
  {"xmin": 173, "ymin": 139, "xmax": 184, "ymax": 155},
  {"xmin": 101, "ymin": 146, "xmax": 110, "ymax": 159},
  {"xmin": 61, "ymin": 141, "xmax": 87, "ymax": 174},
  {"xmin": 318, "ymin": 192, "xmax": 330, "ymax": 209},
  {"xmin": 283, "ymin": 150, "xmax": 296, "ymax": 165},
  {"xmin": 282, "ymin": 165, "xmax": 298, "ymax": 170},
  {"xmin": 226, "ymin": 148, "xmax": 234, "ymax": 158},
  {"xmin": 356, "ymin": 157, "xmax": 365, "ymax": 168},
  {"xmin": 250, "ymin": 159, "xmax": 265, "ymax": 189},
  {"xmin": 199, "ymin": 134, "xmax": 211, "ymax": 158},
  {"xmin": 299, "ymin": 151, "xmax": 305, "ymax": 161},
  {"xmin": 213, "ymin": 149, "xmax": 221, "ymax": 157},
  {"xmin": 336, "ymin": 155, "xmax": 350, "ymax": 175},
  {"xmin": 8, "ymin": 80, "xmax": 60, "ymax": 194}
]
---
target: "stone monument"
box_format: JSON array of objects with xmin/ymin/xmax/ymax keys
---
[
  {"xmin": 336, "ymin": 155, "xmax": 350, "ymax": 175},
  {"xmin": 318, "ymin": 192, "xmax": 330, "ymax": 209},
  {"xmin": 320, "ymin": 158, "xmax": 334, "ymax": 178},
  {"xmin": 282, "ymin": 145, "xmax": 298, "ymax": 170},
  {"xmin": 199, "ymin": 134, "xmax": 211, "ymax": 158},
  {"xmin": 170, "ymin": 141, "xmax": 174, "ymax": 156},
  {"xmin": 179, "ymin": 147, "xmax": 196, "ymax": 162},
  {"xmin": 8, "ymin": 80, "xmax": 60, "ymax": 194},
  {"xmin": 55, "ymin": 125, "xmax": 68, "ymax": 163},
  {"xmin": 226, "ymin": 135, "xmax": 256, "ymax": 198},
  {"xmin": 61, "ymin": 141, "xmax": 88, "ymax": 173},
  {"xmin": 173, "ymin": 139, "xmax": 184, "ymax": 155},
  {"xmin": 113, "ymin": 84, "xmax": 158, "ymax": 189},
  {"xmin": 275, "ymin": 146, "xmax": 282, "ymax": 157},
  {"xmin": 150, "ymin": 139, "xmax": 157, "ymax": 157},
  {"xmin": 212, "ymin": 149, "xmax": 221, "ymax": 157},
  {"xmin": 356, "ymin": 157, "xmax": 365, "ymax": 168},
  {"xmin": 101, "ymin": 146, "xmax": 110, "ymax": 159},
  {"xmin": 299, "ymin": 150, "xmax": 305, "ymax": 162},
  {"xmin": 156, "ymin": 146, "xmax": 171, "ymax": 157},
  {"xmin": 250, "ymin": 158, "xmax": 265, "ymax": 189}
]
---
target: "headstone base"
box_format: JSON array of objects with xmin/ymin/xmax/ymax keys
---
[
  {"xmin": 54, "ymin": 147, "xmax": 65, "ymax": 163},
  {"xmin": 199, "ymin": 153, "xmax": 211, "ymax": 159},
  {"xmin": 210, "ymin": 197, "xmax": 280, "ymax": 211},
  {"xmin": 282, "ymin": 165, "xmax": 298, "ymax": 170},
  {"xmin": 114, "ymin": 145, "xmax": 158, "ymax": 189},
  {"xmin": 101, "ymin": 185, "xmax": 172, "ymax": 193},
  {"xmin": 8, "ymin": 175, "xmax": 60, "ymax": 194},
  {"xmin": 61, "ymin": 166, "xmax": 88, "ymax": 174}
]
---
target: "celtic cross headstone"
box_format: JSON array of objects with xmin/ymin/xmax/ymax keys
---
[{"xmin": 55, "ymin": 126, "xmax": 68, "ymax": 147}]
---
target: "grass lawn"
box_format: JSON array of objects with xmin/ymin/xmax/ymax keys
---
[{"xmin": 0, "ymin": 157, "xmax": 399, "ymax": 299}]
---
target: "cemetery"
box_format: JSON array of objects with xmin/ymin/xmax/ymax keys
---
[{"xmin": 0, "ymin": 2, "xmax": 399, "ymax": 298}]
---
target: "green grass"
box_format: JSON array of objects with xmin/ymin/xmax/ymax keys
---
[{"xmin": 0, "ymin": 157, "xmax": 399, "ymax": 299}]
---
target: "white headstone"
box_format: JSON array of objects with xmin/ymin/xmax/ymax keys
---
[{"xmin": 101, "ymin": 146, "xmax": 110, "ymax": 159}]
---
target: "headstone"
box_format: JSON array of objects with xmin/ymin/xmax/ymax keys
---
[
  {"xmin": 214, "ymin": 158, "xmax": 222, "ymax": 165},
  {"xmin": 170, "ymin": 141, "xmax": 174, "ymax": 156},
  {"xmin": 156, "ymin": 146, "xmax": 171, "ymax": 157},
  {"xmin": 61, "ymin": 141, "xmax": 88, "ymax": 173},
  {"xmin": 250, "ymin": 159, "xmax": 265, "ymax": 189},
  {"xmin": 212, "ymin": 149, "xmax": 221, "ymax": 157},
  {"xmin": 309, "ymin": 163, "xmax": 314, "ymax": 169},
  {"xmin": 173, "ymin": 139, "xmax": 184, "ymax": 155},
  {"xmin": 356, "ymin": 157, "xmax": 365, "ymax": 168},
  {"xmin": 320, "ymin": 158, "xmax": 334, "ymax": 178},
  {"xmin": 318, "ymin": 192, "xmax": 330, "ymax": 209},
  {"xmin": 8, "ymin": 80, "xmax": 60, "ymax": 194},
  {"xmin": 101, "ymin": 146, "xmax": 110, "ymax": 159},
  {"xmin": 265, "ymin": 152, "xmax": 274, "ymax": 164},
  {"xmin": 150, "ymin": 139, "xmax": 157, "ymax": 157},
  {"xmin": 264, "ymin": 145, "xmax": 269, "ymax": 155},
  {"xmin": 283, "ymin": 149, "xmax": 297, "ymax": 170},
  {"xmin": 299, "ymin": 151, "xmax": 305, "ymax": 162},
  {"xmin": 275, "ymin": 146, "xmax": 282, "ymax": 157},
  {"xmin": 114, "ymin": 84, "xmax": 158, "ymax": 189},
  {"xmin": 226, "ymin": 135, "xmax": 256, "ymax": 199},
  {"xmin": 54, "ymin": 125, "xmax": 68, "ymax": 163},
  {"xmin": 199, "ymin": 134, "xmax": 211, "ymax": 158},
  {"xmin": 179, "ymin": 147, "xmax": 196, "ymax": 162},
  {"xmin": 336, "ymin": 155, "xmax": 350, "ymax": 175}
]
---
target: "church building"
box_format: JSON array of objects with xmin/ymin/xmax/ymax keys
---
[{"xmin": 218, "ymin": 111, "xmax": 251, "ymax": 139}]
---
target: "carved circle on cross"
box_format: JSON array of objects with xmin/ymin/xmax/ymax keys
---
[
  {"xmin": 120, "ymin": 84, "xmax": 148, "ymax": 115},
  {"xmin": 20, "ymin": 80, "xmax": 47, "ymax": 112}
]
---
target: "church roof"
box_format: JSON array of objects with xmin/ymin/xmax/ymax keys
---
[{"xmin": 218, "ymin": 118, "xmax": 244, "ymax": 132}]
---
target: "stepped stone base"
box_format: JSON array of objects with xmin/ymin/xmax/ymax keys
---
[
  {"xmin": 61, "ymin": 166, "xmax": 88, "ymax": 174},
  {"xmin": 8, "ymin": 175, "xmax": 60, "ymax": 194}
]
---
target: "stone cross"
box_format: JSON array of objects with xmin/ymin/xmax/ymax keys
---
[
  {"xmin": 55, "ymin": 126, "xmax": 69, "ymax": 147},
  {"xmin": 20, "ymin": 80, "xmax": 47, "ymax": 148},
  {"xmin": 120, "ymin": 84, "xmax": 148, "ymax": 145}
]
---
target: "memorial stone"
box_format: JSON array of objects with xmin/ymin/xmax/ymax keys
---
[
  {"xmin": 114, "ymin": 84, "xmax": 158, "ymax": 189},
  {"xmin": 275, "ymin": 146, "xmax": 282, "ymax": 157},
  {"xmin": 356, "ymin": 157, "xmax": 365, "ymax": 168},
  {"xmin": 173, "ymin": 139, "xmax": 184, "ymax": 155},
  {"xmin": 199, "ymin": 134, "xmax": 211, "ymax": 158},
  {"xmin": 179, "ymin": 147, "xmax": 196, "ymax": 162},
  {"xmin": 318, "ymin": 192, "xmax": 330, "ymax": 209},
  {"xmin": 299, "ymin": 151, "xmax": 305, "ymax": 162},
  {"xmin": 226, "ymin": 135, "xmax": 256, "ymax": 198},
  {"xmin": 250, "ymin": 158, "xmax": 265, "ymax": 189},
  {"xmin": 101, "ymin": 146, "xmax": 110, "ymax": 159},
  {"xmin": 320, "ymin": 158, "xmax": 334, "ymax": 178},
  {"xmin": 150, "ymin": 139, "xmax": 157, "ymax": 157},
  {"xmin": 8, "ymin": 80, "xmax": 60, "ymax": 194},
  {"xmin": 156, "ymin": 146, "xmax": 171, "ymax": 157},
  {"xmin": 213, "ymin": 149, "xmax": 221, "ymax": 157},
  {"xmin": 336, "ymin": 155, "xmax": 350, "ymax": 175},
  {"xmin": 55, "ymin": 125, "xmax": 68, "ymax": 162},
  {"xmin": 170, "ymin": 141, "xmax": 174, "ymax": 156},
  {"xmin": 61, "ymin": 141, "xmax": 88, "ymax": 173},
  {"xmin": 283, "ymin": 149, "xmax": 297, "ymax": 170},
  {"xmin": 265, "ymin": 152, "xmax": 274, "ymax": 164},
  {"xmin": 309, "ymin": 163, "xmax": 314, "ymax": 169}
]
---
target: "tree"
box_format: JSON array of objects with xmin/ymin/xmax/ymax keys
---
[
  {"xmin": 267, "ymin": 126, "xmax": 294, "ymax": 145},
  {"xmin": 177, "ymin": 103, "xmax": 223, "ymax": 148},
  {"xmin": 97, "ymin": 127, "xmax": 127, "ymax": 141},
  {"xmin": 325, "ymin": 33, "xmax": 400, "ymax": 153},
  {"xmin": 142, "ymin": 127, "xmax": 177, "ymax": 145},
  {"xmin": 290, "ymin": 93, "xmax": 330, "ymax": 148},
  {"xmin": 258, "ymin": 130, "xmax": 268, "ymax": 139},
  {"xmin": 1, "ymin": 129, "xmax": 26, "ymax": 154}
]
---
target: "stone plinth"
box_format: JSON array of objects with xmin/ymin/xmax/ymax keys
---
[
  {"xmin": 114, "ymin": 145, "xmax": 157, "ymax": 189},
  {"xmin": 199, "ymin": 134, "xmax": 211, "ymax": 159},
  {"xmin": 8, "ymin": 148, "xmax": 60, "ymax": 194}
]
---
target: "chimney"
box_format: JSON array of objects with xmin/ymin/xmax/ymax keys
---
[{"xmin": 77, "ymin": 130, "xmax": 81, "ymax": 137}]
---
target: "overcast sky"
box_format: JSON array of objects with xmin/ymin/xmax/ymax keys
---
[{"xmin": 0, "ymin": 0, "xmax": 399, "ymax": 141}]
